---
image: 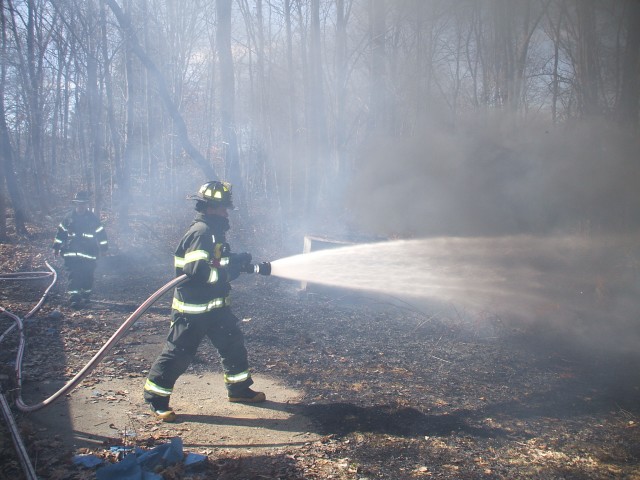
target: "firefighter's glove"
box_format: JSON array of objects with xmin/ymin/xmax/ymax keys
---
[
  {"xmin": 228, "ymin": 252, "xmax": 252, "ymax": 280},
  {"xmin": 253, "ymin": 262, "xmax": 271, "ymax": 276},
  {"xmin": 230, "ymin": 252, "xmax": 252, "ymax": 270},
  {"xmin": 53, "ymin": 249, "xmax": 60, "ymax": 257}
]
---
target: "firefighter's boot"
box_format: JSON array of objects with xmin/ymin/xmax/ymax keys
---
[
  {"xmin": 147, "ymin": 397, "xmax": 177, "ymax": 422},
  {"xmin": 228, "ymin": 388, "xmax": 266, "ymax": 403},
  {"xmin": 148, "ymin": 403, "xmax": 176, "ymax": 422},
  {"xmin": 81, "ymin": 289, "xmax": 92, "ymax": 304},
  {"xmin": 69, "ymin": 293, "xmax": 83, "ymax": 309}
]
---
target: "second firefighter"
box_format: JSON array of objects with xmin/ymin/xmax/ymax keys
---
[{"xmin": 52, "ymin": 191, "xmax": 109, "ymax": 308}]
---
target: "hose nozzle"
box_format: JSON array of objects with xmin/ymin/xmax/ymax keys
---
[{"xmin": 253, "ymin": 262, "xmax": 271, "ymax": 276}]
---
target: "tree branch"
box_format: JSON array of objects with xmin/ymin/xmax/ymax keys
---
[{"xmin": 103, "ymin": 0, "xmax": 216, "ymax": 179}]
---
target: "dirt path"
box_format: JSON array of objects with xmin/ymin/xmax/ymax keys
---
[
  {"xmin": 21, "ymin": 299, "xmax": 320, "ymax": 456},
  {"xmin": 27, "ymin": 372, "xmax": 319, "ymax": 453}
]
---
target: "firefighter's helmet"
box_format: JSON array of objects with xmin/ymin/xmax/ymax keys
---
[
  {"xmin": 72, "ymin": 191, "xmax": 91, "ymax": 204},
  {"xmin": 188, "ymin": 181, "xmax": 233, "ymax": 208}
]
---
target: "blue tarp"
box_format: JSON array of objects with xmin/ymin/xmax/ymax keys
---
[
  {"xmin": 72, "ymin": 454, "xmax": 103, "ymax": 468},
  {"xmin": 184, "ymin": 452, "xmax": 208, "ymax": 467},
  {"xmin": 96, "ymin": 438, "xmax": 187, "ymax": 480}
]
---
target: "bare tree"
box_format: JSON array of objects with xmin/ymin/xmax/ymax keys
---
[
  {"xmin": 284, "ymin": 0, "xmax": 295, "ymax": 213},
  {"xmin": 368, "ymin": 0, "xmax": 387, "ymax": 131},
  {"xmin": 574, "ymin": 0, "xmax": 601, "ymax": 116},
  {"xmin": 100, "ymin": 0, "xmax": 130, "ymax": 226},
  {"xmin": 305, "ymin": 0, "xmax": 329, "ymax": 211},
  {"xmin": 215, "ymin": 0, "xmax": 241, "ymax": 196},
  {"xmin": 6, "ymin": 0, "xmax": 55, "ymax": 210},
  {"xmin": 104, "ymin": 0, "xmax": 216, "ymax": 180},
  {"xmin": 615, "ymin": 0, "xmax": 640, "ymax": 126},
  {"xmin": 333, "ymin": 0, "xmax": 350, "ymax": 178},
  {"xmin": 0, "ymin": 0, "xmax": 636, "ymax": 236},
  {"xmin": 545, "ymin": 1, "xmax": 565, "ymax": 123},
  {"xmin": 0, "ymin": 0, "xmax": 27, "ymax": 234}
]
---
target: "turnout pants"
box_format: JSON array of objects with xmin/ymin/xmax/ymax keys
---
[
  {"xmin": 64, "ymin": 257, "xmax": 96, "ymax": 300},
  {"xmin": 144, "ymin": 307, "xmax": 253, "ymax": 408}
]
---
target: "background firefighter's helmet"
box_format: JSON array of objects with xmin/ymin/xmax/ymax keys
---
[
  {"xmin": 188, "ymin": 181, "xmax": 234, "ymax": 208},
  {"xmin": 72, "ymin": 191, "xmax": 91, "ymax": 204}
]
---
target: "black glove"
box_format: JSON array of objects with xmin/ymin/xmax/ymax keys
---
[
  {"xmin": 228, "ymin": 252, "xmax": 253, "ymax": 279},
  {"xmin": 230, "ymin": 252, "xmax": 252, "ymax": 271},
  {"xmin": 240, "ymin": 262, "xmax": 255, "ymax": 274}
]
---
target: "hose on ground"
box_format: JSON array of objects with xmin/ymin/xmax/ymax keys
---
[
  {"xmin": 1, "ymin": 262, "xmax": 185, "ymax": 480},
  {"xmin": 0, "ymin": 392, "xmax": 38, "ymax": 480},
  {"xmin": 0, "ymin": 262, "xmax": 58, "ymax": 480},
  {"xmin": 14, "ymin": 273, "xmax": 187, "ymax": 412},
  {"xmin": 0, "ymin": 262, "xmax": 57, "ymax": 344}
]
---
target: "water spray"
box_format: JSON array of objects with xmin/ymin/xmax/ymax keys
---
[{"xmin": 267, "ymin": 234, "xmax": 640, "ymax": 352}]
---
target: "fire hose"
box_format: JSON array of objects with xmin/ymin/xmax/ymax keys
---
[
  {"xmin": 13, "ymin": 273, "xmax": 188, "ymax": 412},
  {"xmin": 2, "ymin": 260, "xmax": 271, "ymax": 410},
  {"xmin": 0, "ymin": 264, "xmax": 58, "ymax": 480},
  {"xmin": 1, "ymin": 257, "xmax": 269, "ymax": 479},
  {"xmin": 0, "ymin": 264, "xmax": 57, "ymax": 344},
  {"xmin": 0, "ymin": 391, "xmax": 37, "ymax": 480},
  {"xmin": 1, "ymin": 266, "xmax": 186, "ymax": 480}
]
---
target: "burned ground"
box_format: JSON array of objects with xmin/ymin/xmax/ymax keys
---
[{"xmin": 1, "ymin": 217, "xmax": 640, "ymax": 479}]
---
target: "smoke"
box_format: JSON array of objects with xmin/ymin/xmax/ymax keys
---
[
  {"xmin": 346, "ymin": 114, "xmax": 640, "ymax": 237},
  {"xmin": 339, "ymin": 113, "xmax": 640, "ymax": 355}
]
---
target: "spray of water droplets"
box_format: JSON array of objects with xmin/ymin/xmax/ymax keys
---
[{"xmin": 270, "ymin": 234, "xmax": 640, "ymax": 351}]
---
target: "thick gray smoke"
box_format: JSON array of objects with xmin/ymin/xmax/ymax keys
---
[
  {"xmin": 347, "ymin": 114, "xmax": 640, "ymax": 237},
  {"xmin": 342, "ymin": 114, "xmax": 640, "ymax": 355}
]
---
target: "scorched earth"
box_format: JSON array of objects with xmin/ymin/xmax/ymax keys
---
[{"xmin": 1, "ymin": 217, "xmax": 640, "ymax": 479}]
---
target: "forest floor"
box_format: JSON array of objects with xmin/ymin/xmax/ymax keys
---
[{"xmin": 1, "ymin": 213, "xmax": 640, "ymax": 479}]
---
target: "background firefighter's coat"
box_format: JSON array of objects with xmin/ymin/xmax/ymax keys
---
[{"xmin": 53, "ymin": 209, "xmax": 108, "ymax": 300}]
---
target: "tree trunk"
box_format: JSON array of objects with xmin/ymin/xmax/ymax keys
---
[
  {"xmin": 513, "ymin": 0, "xmax": 550, "ymax": 113},
  {"xmin": 0, "ymin": 0, "xmax": 27, "ymax": 234},
  {"xmin": 0, "ymin": 179, "xmax": 5, "ymax": 241},
  {"xmin": 87, "ymin": 1, "xmax": 103, "ymax": 212},
  {"xmin": 615, "ymin": 0, "xmax": 640, "ymax": 126},
  {"xmin": 50, "ymin": 32, "xmax": 67, "ymax": 179},
  {"xmin": 548, "ymin": 4, "xmax": 564, "ymax": 124},
  {"xmin": 295, "ymin": 0, "xmax": 310, "ymax": 214},
  {"xmin": 100, "ymin": 0, "xmax": 130, "ymax": 227},
  {"xmin": 368, "ymin": 0, "xmax": 387, "ymax": 132},
  {"xmin": 284, "ymin": 0, "xmax": 294, "ymax": 213},
  {"xmin": 334, "ymin": 0, "xmax": 348, "ymax": 178},
  {"xmin": 0, "ymin": 89, "xmax": 27, "ymax": 235},
  {"xmin": 216, "ymin": 0, "xmax": 241, "ymax": 195},
  {"xmin": 575, "ymin": 0, "xmax": 600, "ymax": 116},
  {"xmin": 104, "ymin": 0, "xmax": 216, "ymax": 180},
  {"xmin": 307, "ymin": 0, "xmax": 329, "ymax": 211},
  {"xmin": 25, "ymin": 0, "xmax": 47, "ymax": 208},
  {"xmin": 7, "ymin": 0, "xmax": 47, "ymax": 210}
]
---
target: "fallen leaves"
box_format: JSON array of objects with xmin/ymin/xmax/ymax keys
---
[{"xmin": 3, "ymin": 221, "xmax": 640, "ymax": 479}]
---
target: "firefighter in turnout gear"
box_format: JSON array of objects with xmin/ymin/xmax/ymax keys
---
[
  {"xmin": 144, "ymin": 181, "xmax": 272, "ymax": 422},
  {"xmin": 52, "ymin": 191, "xmax": 108, "ymax": 308}
]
